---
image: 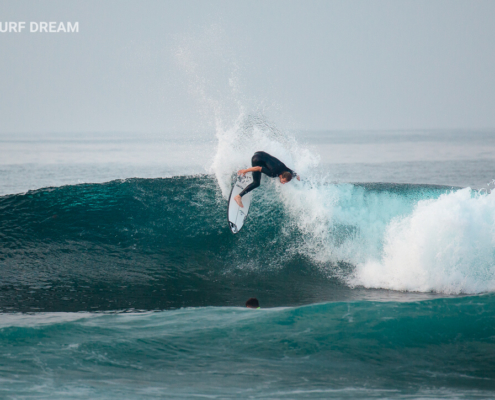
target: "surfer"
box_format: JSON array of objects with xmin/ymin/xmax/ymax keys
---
[
  {"xmin": 246, "ymin": 298, "xmax": 260, "ymax": 309},
  {"xmin": 234, "ymin": 151, "xmax": 300, "ymax": 208}
]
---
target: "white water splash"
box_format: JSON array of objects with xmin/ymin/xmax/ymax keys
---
[
  {"xmin": 350, "ymin": 188, "xmax": 495, "ymax": 294},
  {"xmin": 173, "ymin": 25, "xmax": 495, "ymax": 295}
]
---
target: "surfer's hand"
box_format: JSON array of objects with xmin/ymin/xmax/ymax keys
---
[
  {"xmin": 296, "ymin": 175, "xmax": 301, "ymax": 181},
  {"xmin": 238, "ymin": 169, "xmax": 247, "ymax": 176}
]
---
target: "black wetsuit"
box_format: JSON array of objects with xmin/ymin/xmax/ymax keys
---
[{"xmin": 239, "ymin": 151, "xmax": 296, "ymax": 197}]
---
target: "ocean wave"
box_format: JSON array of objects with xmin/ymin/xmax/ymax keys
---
[
  {"xmin": 2, "ymin": 174, "xmax": 491, "ymax": 312},
  {"xmin": 0, "ymin": 295, "xmax": 494, "ymax": 398}
]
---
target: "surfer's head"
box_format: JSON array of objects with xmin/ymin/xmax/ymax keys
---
[
  {"xmin": 279, "ymin": 171, "xmax": 293, "ymax": 184},
  {"xmin": 246, "ymin": 298, "xmax": 260, "ymax": 309}
]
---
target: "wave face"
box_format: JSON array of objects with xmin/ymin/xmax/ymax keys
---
[
  {"xmin": 1, "ymin": 295, "xmax": 494, "ymax": 399},
  {"xmin": 2, "ymin": 175, "xmax": 494, "ymax": 312}
]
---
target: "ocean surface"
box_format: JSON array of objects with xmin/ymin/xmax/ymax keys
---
[{"xmin": 1, "ymin": 122, "xmax": 495, "ymax": 398}]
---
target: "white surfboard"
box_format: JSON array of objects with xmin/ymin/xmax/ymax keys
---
[{"xmin": 227, "ymin": 173, "xmax": 254, "ymax": 234}]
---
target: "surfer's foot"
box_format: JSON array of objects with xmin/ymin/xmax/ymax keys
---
[{"xmin": 234, "ymin": 194, "xmax": 244, "ymax": 208}]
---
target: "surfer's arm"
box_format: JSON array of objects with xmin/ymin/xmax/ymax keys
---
[
  {"xmin": 287, "ymin": 169, "xmax": 301, "ymax": 181},
  {"xmin": 238, "ymin": 166, "xmax": 262, "ymax": 176}
]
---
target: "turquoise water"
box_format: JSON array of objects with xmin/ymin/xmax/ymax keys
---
[
  {"xmin": 0, "ymin": 177, "xmax": 463, "ymax": 311},
  {"xmin": 1, "ymin": 296, "xmax": 494, "ymax": 398},
  {"xmin": 1, "ymin": 126, "xmax": 495, "ymax": 398}
]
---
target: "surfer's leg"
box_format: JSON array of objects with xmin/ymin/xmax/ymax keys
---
[
  {"xmin": 234, "ymin": 170, "xmax": 261, "ymax": 208},
  {"xmin": 239, "ymin": 170, "xmax": 261, "ymax": 197},
  {"xmin": 234, "ymin": 155, "xmax": 263, "ymax": 207}
]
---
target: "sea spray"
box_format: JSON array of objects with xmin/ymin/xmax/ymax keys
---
[
  {"xmin": 173, "ymin": 24, "xmax": 495, "ymax": 298},
  {"xmin": 174, "ymin": 26, "xmax": 320, "ymax": 197},
  {"xmin": 210, "ymin": 113, "xmax": 320, "ymax": 197},
  {"xmin": 351, "ymin": 187, "xmax": 495, "ymax": 293}
]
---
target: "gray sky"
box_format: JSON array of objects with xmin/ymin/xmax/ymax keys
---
[{"xmin": 1, "ymin": 0, "xmax": 495, "ymax": 133}]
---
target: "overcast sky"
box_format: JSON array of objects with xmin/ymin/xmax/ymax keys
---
[{"xmin": 1, "ymin": 0, "xmax": 495, "ymax": 133}]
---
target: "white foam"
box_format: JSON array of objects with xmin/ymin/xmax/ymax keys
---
[
  {"xmin": 0, "ymin": 312, "xmax": 94, "ymax": 328},
  {"xmin": 350, "ymin": 188, "xmax": 495, "ymax": 294}
]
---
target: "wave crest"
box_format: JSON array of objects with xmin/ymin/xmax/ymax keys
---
[{"xmin": 350, "ymin": 188, "xmax": 495, "ymax": 294}]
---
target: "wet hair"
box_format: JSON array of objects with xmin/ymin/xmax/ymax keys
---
[
  {"xmin": 281, "ymin": 171, "xmax": 293, "ymax": 181},
  {"xmin": 245, "ymin": 298, "xmax": 260, "ymax": 308}
]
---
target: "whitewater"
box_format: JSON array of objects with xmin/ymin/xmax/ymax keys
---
[{"xmin": 1, "ymin": 121, "xmax": 495, "ymax": 398}]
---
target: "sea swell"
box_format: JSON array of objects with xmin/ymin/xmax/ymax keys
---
[
  {"xmin": 1, "ymin": 295, "xmax": 494, "ymax": 398},
  {"xmin": 2, "ymin": 175, "xmax": 493, "ymax": 312}
]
